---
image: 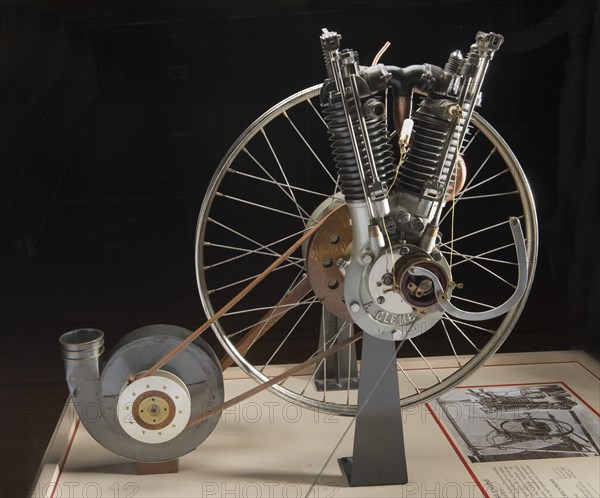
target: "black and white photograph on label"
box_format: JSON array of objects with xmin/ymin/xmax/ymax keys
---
[{"xmin": 435, "ymin": 383, "xmax": 600, "ymax": 463}]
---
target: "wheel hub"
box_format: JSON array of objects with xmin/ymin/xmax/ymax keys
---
[
  {"xmin": 117, "ymin": 369, "xmax": 192, "ymax": 444},
  {"xmin": 354, "ymin": 243, "xmax": 451, "ymax": 340},
  {"xmin": 133, "ymin": 391, "xmax": 174, "ymax": 429},
  {"xmin": 396, "ymin": 256, "xmax": 449, "ymax": 309}
]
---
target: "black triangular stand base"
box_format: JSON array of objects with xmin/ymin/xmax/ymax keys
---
[{"xmin": 339, "ymin": 333, "xmax": 408, "ymax": 486}]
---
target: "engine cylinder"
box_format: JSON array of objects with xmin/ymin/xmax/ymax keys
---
[
  {"xmin": 324, "ymin": 95, "xmax": 396, "ymax": 202},
  {"xmin": 396, "ymin": 98, "xmax": 463, "ymax": 198}
]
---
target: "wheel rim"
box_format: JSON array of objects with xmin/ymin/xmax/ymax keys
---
[{"xmin": 195, "ymin": 85, "xmax": 538, "ymax": 416}]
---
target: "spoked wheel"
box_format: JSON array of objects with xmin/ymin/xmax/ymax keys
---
[{"xmin": 195, "ymin": 85, "xmax": 537, "ymax": 416}]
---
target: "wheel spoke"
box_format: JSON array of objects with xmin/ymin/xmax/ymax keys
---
[
  {"xmin": 298, "ymin": 322, "xmax": 349, "ymax": 394},
  {"xmin": 441, "ymin": 319, "xmax": 463, "ymax": 367},
  {"xmin": 223, "ymin": 300, "xmax": 312, "ymax": 318},
  {"xmin": 456, "ymin": 190, "xmax": 519, "ymax": 201},
  {"xmin": 215, "ymin": 191, "xmax": 308, "ymax": 220},
  {"xmin": 441, "ymin": 241, "xmax": 517, "ymax": 289},
  {"xmin": 396, "ymin": 361, "xmax": 421, "ymax": 393},
  {"xmin": 228, "ymin": 167, "xmax": 334, "ymax": 200},
  {"xmin": 205, "ymin": 241, "xmax": 303, "ymax": 261},
  {"xmin": 450, "ymin": 294, "xmax": 496, "ymax": 310},
  {"xmin": 408, "ymin": 338, "xmax": 442, "ymax": 383},
  {"xmin": 460, "ymin": 128, "xmax": 481, "ymax": 153},
  {"xmin": 443, "ymin": 316, "xmax": 496, "ymax": 334},
  {"xmin": 236, "ymin": 143, "xmax": 316, "ymax": 219},
  {"xmin": 226, "ymin": 305, "xmax": 303, "ymax": 340},
  {"xmin": 260, "ymin": 129, "xmax": 311, "ymax": 221},
  {"xmin": 306, "ymin": 97, "xmax": 328, "ymax": 127},
  {"xmin": 459, "ymin": 168, "xmax": 510, "ymax": 196},
  {"xmin": 207, "ymin": 260, "xmax": 302, "ymax": 295},
  {"xmin": 440, "ymin": 146, "xmax": 498, "ymax": 224},
  {"xmin": 445, "ymin": 242, "xmax": 517, "ymax": 268},
  {"xmin": 259, "ymin": 296, "xmax": 320, "ymax": 372},
  {"xmin": 441, "ymin": 249, "xmax": 518, "ymax": 266},
  {"xmin": 283, "ymin": 110, "xmax": 337, "ymax": 186},
  {"xmin": 207, "ymin": 218, "xmax": 308, "ymax": 269},
  {"xmin": 443, "ymin": 316, "xmax": 481, "ymax": 352},
  {"xmin": 223, "ymin": 275, "xmax": 310, "ymax": 345},
  {"xmin": 444, "ymin": 218, "xmax": 516, "ymax": 245}
]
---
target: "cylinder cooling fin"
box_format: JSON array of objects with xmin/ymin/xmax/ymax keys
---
[
  {"xmin": 324, "ymin": 95, "xmax": 396, "ymax": 202},
  {"xmin": 396, "ymin": 98, "xmax": 465, "ymax": 201}
]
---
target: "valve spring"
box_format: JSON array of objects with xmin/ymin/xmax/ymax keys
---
[
  {"xmin": 321, "ymin": 49, "xmax": 332, "ymax": 78},
  {"xmin": 324, "ymin": 96, "xmax": 396, "ymax": 201},
  {"xmin": 396, "ymin": 99, "xmax": 461, "ymax": 197}
]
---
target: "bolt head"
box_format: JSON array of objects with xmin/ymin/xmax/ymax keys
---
[
  {"xmin": 350, "ymin": 302, "xmax": 360, "ymax": 312},
  {"xmin": 362, "ymin": 253, "xmax": 373, "ymax": 264},
  {"xmin": 410, "ymin": 218, "xmax": 425, "ymax": 232},
  {"xmin": 397, "ymin": 210, "xmax": 411, "ymax": 224}
]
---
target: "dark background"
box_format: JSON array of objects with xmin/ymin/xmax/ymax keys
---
[{"xmin": 1, "ymin": 1, "xmax": 598, "ymax": 496}]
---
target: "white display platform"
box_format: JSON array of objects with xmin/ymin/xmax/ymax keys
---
[{"xmin": 31, "ymin": 351, "xmax": 599, "ymax": 498}]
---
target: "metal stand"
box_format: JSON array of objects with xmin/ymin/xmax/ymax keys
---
[
  {"xmin": 339, "ymin": 333, "xmax": 408, "ymax": 486},
  {"xmin": 314, "ymin": 310, "xmax": 359, "ymax": 392}
]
